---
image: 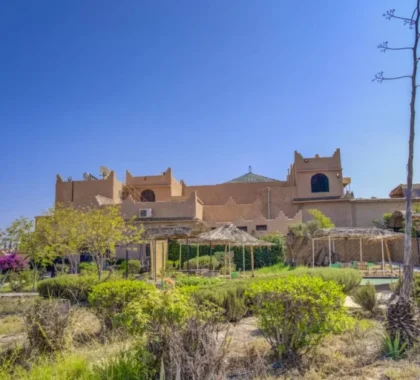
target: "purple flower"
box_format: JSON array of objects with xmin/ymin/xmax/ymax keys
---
[{"xmin": 0, "ymin": 254, "xmax": 25, "ymax": 272}]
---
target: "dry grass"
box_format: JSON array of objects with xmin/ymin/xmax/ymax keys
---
[
  {"xmin": 0, "ymin": 316, "xmax": 24, "ymax": 336},
  {"xmin": 0, "ymin": 297, "xmax": 36, "ymax": 316}
]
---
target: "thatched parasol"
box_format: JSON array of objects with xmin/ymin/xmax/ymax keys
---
[
  {"xmin": 179, "ymin": 224, "xmax": 272, "ymax": 277},
  {"xmin": 313, "ymin": 227, "xmax": 403, "ymax": 241},
  {"xmin": 311, "ymin": 227, "xmax": 404, "ymax": 272}
]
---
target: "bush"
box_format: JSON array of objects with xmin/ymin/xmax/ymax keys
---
[
  {"xmin": 79, "ymin": 262, "xmax": 96, "ymax": 275},
  {"xmin": 24, "ymin": 298, "xmax": 72, "ymax": 353},
  {"xmin": 120, "ymin": 260, "xmax": 141, "ymax": 276},
  {"xmin": 89, "ymin": 279, "xmax": 156, "ymax": 328},
  {"xmin": 255, "ymin": 267, "xmax": 361, "ymax": 294},
  {"xmin": 247, "ymin": 275, "xmax": 347, "ymax": 362},
  {"xmin": 414, "ymin": 273, "xmax": 420, "ymax": 306},
  {"xmin": 183, "ymin": 255, "xmax": 220, "ymax": 270},
  {"xmin": 93, "ymin": 346, "xmax": 155, "ymax": 379},
  {"xmin": 175, "ymin": 276, "xmax": 224, "ymax": 288},
  {"xmin": 37, "ymin": 275, "xmax": 100, "ymax": 303},
  {"xmin": 352, "ymin": 283, "xmax": 377, "ymax": 313},
  {"xmin": 219, "ymin": 264, "xmax": 236, "ymax": 275},
  {"xmin": 192, "ymin": 284, "xmax": 247, "ymax": 322}
]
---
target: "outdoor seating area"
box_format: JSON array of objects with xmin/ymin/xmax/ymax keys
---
[{"xmin": 311, "ymin": 227, "xmax": 404, "ymax": 278}]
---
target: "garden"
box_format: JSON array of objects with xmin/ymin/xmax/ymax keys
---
[{"xmin": 0, "ymin": 205, "xmax": 420, "ymax": 379}]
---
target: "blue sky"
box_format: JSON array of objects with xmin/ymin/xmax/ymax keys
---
[{"xmin": 0, "ymin": 0, "xmax": 418, "ymax": 228}]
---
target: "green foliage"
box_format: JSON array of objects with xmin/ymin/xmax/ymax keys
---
[
  {"xmin": 255, "ymin": 262, "xmax": 289, "ymax": 275},
  {"xmin": 254, "ymin": 266, "xmax": 361, "ymax": 294},
  {"xmin": 183, "ymin": 255, "xmax": 220, "ymax": 270},
  {"xmin": 166, "ymin": 259, "xmax": 179, "ymax": 268},
  {"xmin": 93, "ymin": 346, "xmax": 155, "ymax": 379},
  {"xmin": 123, "ymin": 289, "xmax": 194, "ymax": 335},
  {"xmin": 307, "ymin": 209, "xmax": 335, "ymax": 228},
  {"xmin": 219, "ymin": 264, "xmax": 236, "ymax": 275},
  {"xmin": 2, "ymin": 355, "xmax": 93, "ymax": 380},
  {"xmin": 352, "ymin": 283, "xmax": 377, "ymax": 313},
  {"xmin": 37, "ymin": 275, "xmax": 100, "ymax": 303},
  {"xmin": 79, "ymin": 262, "xmax": 97, "ymax": 275},
  {"xmin": 382, "ymin": 331, "xmax": 408, "ymax": 360},
  {"xmin": 89, "ymin": 279, "xmax": 156, "ymax": 327},
  {"xmin": 8, "ymin": 270, "xmax": 38, "ymax": 292},
  {"xmin": 414, "ymin": 273, "xmax": 420, "ymax": 306},
  {"xmin": 192, "ymin": 284, "xmax": 248, "ymax": 322},
  {"xmin": 168, "ymin": 236, "xmax": 285, "ymax": 272},
  {"xmin": 120, "ymin": 260, "xmax": 141, "ymax": 276},
  {"xmin": 175, "ymin": 275, "xmax": 224, "ymax": 288},
  {"xmin": 247, "ymin": 275, "xmax": 347, "ymax": 361},
  {"xmin": 383, "ymin": 213, "xmax": 392, "ymax": 227}
]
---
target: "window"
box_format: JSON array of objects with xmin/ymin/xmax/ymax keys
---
[
  {"xmin": 237, "ymin": 226, "xmax": 248, "ymax": 232},
  {"xmin": 311, "ymin": 173, "xmax": 329, "ymax": 193},
  {"xmin": 256, "ymin": 225, "xmax": 267, "ymax": 231},
  {"xmin": 145, "ymin": 244, "xmax": 151, "ymax": 257},
  {"xmin": 141, "ymin": 189, "xmax": 155, "ymax": 202}
]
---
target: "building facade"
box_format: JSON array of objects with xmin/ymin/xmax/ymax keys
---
[{"xmin": 56, "ymin": 149, "xmax": 419, "ymax": 235}]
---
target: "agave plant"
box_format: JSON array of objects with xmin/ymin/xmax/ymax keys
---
[{"xmin": 382, "ymin": 331, "xmax": 408, "ymax": 360}]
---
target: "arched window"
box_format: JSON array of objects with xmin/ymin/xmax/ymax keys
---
[
  {"xmin": 311, "ymin": 173, "xmax": 329, "ymax": 193},
  {"xmin": 141, "ymin": 189, "xmax": 155, "ymax": 202}
]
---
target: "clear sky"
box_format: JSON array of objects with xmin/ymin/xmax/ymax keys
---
[{"xmin": 0, "ymin": 0, "xmax": 418, "ymax": 229}]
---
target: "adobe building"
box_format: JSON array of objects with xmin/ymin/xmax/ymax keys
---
[{"xmin": 55, "ymin": 149, "xmax": 420, "ymax": 276}]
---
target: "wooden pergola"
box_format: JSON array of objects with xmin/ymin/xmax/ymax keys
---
[
  {"xmin": 179, "ymin": 224, "xmax": 273, "ymax": 277},
  {"xmin": 311, "ymin": 227, "xmax": 404, "ymax": 275}
]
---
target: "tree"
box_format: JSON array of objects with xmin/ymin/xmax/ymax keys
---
[
  {"xmin": 307, "ymin": 209, "xmax": 335, "ymax": 229},
  {"xmin": 39, "ymin": 204, "xmax": 85, "ymax": 274},
  {"xmin": 80, "ymin": 205, "xmax": 143, "ymax": 279},
  {"xmin": 374, "ymin": 2, "xmax": 420, "ymax": 345},
  {"xmin": 0, "ymin": 217, "xmax": 53, "ymax": 290}
]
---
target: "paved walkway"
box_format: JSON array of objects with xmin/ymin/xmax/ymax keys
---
[{"xmin": 0, "ymin": 292, "xmax": 38, "ymax": 297}]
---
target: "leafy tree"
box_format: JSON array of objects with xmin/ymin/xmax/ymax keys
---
[
  {"xmin": 307, "ymin": 209, "xmax": 335, "ymax": 228},
  {"xmin": 80, "ymin": 205, "xmax": 143, "ymax": 279},
  {"xmin": 38, "ymin": 204, "xmax": 85, "ymax": 274}
]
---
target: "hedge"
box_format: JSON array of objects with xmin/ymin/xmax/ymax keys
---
[
  {"xmin": 168, "ymin": 232, "xmax": 285, "ymax": 270},
  {"xmin": 37, "ymin": 275, "xmax": 101, "ymax": 303}
]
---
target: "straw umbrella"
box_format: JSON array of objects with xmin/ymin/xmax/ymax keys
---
[
  {"xmin": 195, "ymin": 224, "xmax": 273, "ymax": 277},
  {"xmin": 312, "ymin": 227, "xmax": 403, "ymax": 274}
]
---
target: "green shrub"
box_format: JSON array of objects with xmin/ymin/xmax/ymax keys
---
[
  {"xmin": 166, "ymin": 259, "xmax": 179, "ymax": 269},
  {"xmin": 120, "ymin": 260, "xmax": 141, "ymax": 276},
  {"xmin": 79, "ymin": 262, "xmax": 96, "ymax": 275},
  {"xmin": 219, "ymin": 264, "xmax": 236, "ymax": 275},
  {"xmin": 254, "ymin": 267, "xmax": 361, "ymax": 294},
  {"xmin": 352, "ymin": 283, "xmax": 377, "ymax": 313},
  {"xmin": 93, "ymin": 346, "xmax": 155, "ymax": 379},
  {"xmin": 247, "ymin": 275, "xmax": 347, "ymax": 362},
  {"xmin": 414, "ymin": 273, "xmax": 420, "ymax": 306},
  {"xmin": 192, "ymin": 284, "xmax": 247, "ymax": 322},
  {"xmin": 89, "ymin": 279, "xmax": 156, "ymax": 327},
  {"xmin": 37, "ymin": 275, "xmax": 100, "ymax": 303},
  {"xmin": 183, "ymin": 255, "xmax": 220, "ymax": 270},
  {"xmin": 175, "ymin": 276, "xmax": 224, "ymax": 288}
]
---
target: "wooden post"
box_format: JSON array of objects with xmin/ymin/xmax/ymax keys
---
[
  {"xmin": 196, "ymin": 244, "xmax": 200, "ymax": 270},
  {"xmin": 385, "ymin": 240, "xmax": 394, "ymax": 275},
  {"xmin": 312, "ymin": 239, "xmax": 315, "ymax": 268},
  {"xmin": 179, "ymin": 243, "xmax": 182, "ymax": 270},
  {"xmin": 224, "ymin": 245, "xmax": 227, "ymax": 277},
  {"xmin": 381, "ymin": 238, "xmax": 385, "ymax": 275},
  {"xmin": 359, "ymin": 238, "xmax": 363, "ymax": 263},
  {"xmin": 242, "ymin": 245, "xmax": 246, "ymax": 275},
  {"xmin": 161, "ymin": 241, "xmax": 165, "ymax": 286},
  {"xmin": 328, "ymin": 236, "xmax": 332, "ymax": 267},
  {"xmin": 154, "ymin": 240, "xmax": 157, "ymax": 282},
  {"xmin": 210, "ymin": 241, "xmax": 213, "ymax": 271},
  {"xmin": 228, "ymin": 243, "xmax": 231, "ymax": 280},
  {"xmin": 251, "ymin": 246, "xmax": 255, "ymax": 278}
]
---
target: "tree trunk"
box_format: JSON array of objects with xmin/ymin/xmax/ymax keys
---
[{"xmin": 401, "ymin": 0, "xmax": 419, "ymax": 300}]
